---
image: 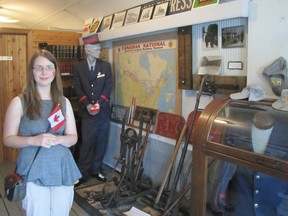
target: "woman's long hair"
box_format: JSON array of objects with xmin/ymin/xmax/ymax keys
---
[{"xmin": 23, "ymin": 49, "xmax": 64, "ymax": 119}]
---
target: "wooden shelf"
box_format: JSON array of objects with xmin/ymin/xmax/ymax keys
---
[{"xmin": 98, "ymin": 0, "xmax": 248, "ymax": 42}]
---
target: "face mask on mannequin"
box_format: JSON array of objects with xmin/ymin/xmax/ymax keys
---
[{"xmin": 85, "ymin": 44, "xmax": 101, "ymax": 63}]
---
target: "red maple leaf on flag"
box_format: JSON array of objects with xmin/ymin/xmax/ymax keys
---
[
  {"xmin": 54, "ymin": 115, "xmax": 60, "ymax": 122},
  {"xmin": 48, "ymin": 104, "xmax": 65, "ymax": 132}
]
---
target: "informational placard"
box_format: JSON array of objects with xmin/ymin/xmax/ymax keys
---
[
  {"xmin": 168, "ymin": 0, "xmax": 193, "ymax": 15},
  {"xmin": 110, "ymin": 104, "xmax": 130, "ymax": 124}
]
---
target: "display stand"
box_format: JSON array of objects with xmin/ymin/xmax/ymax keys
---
[{"xmin": 190, "ymin": 96, "xmax": 288, "ymax": 216}]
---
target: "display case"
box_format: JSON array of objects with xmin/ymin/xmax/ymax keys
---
[{"xmin": 190, "ymin": 96, "xmax": 288, "ymax": 216}]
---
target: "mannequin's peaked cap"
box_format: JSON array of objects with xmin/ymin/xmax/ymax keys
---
[{"xmin": 82, "ymin": 34, "xmax": 100, "ymax": 45}]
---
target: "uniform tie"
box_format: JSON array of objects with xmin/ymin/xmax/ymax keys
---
[{"xmin": 90, "ymin": 66, "xmax": 94, "ymax": 77}]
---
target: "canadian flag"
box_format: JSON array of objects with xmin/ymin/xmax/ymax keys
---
[{"xmin": 48, "ymin": 104, "xmax": 65, "ymax": 132}]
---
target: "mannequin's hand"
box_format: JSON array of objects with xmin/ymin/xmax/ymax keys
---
[
  {"xmin": 86, "ymin": 104, "xmax": 93, "ymax": 115},
  {"xmin": 90, "ymin": 101, "xmax": 100, "ymax": 115}
]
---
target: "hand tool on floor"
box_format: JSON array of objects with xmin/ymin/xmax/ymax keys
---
[
  {"xmin": 154, "ymin": 123, "xmax": 187, "ymax": 204},
  {"xmin": 164, "ymin": 74, "xmax": 209, "ymax": 212}
]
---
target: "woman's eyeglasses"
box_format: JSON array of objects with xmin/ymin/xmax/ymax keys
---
[{"xmin": 33, "ymin": 65, "xmax": 55, "ymax": 72}]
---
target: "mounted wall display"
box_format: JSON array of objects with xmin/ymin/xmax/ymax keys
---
[
  {"xmin": 202, "ymin": 23, "xmax": 219, "ymax": 50},
  {"xmin": 124, "ymin": 6, "xmax": 141, "ymax": 26},
  {"xmin": 100, "ymin": 15, "xmax": 113, "ymax": 32},
  {"xmin": 82, "ymin": 17, "xmax": 103, "ymax": 38},
  {"xmin": 111, "ymin": 11, "xmax": 127, "ymax": 29},
  {"xmin": 139, "ymin": 3, "xmax": 154, "ymax": 22},
  {"xmin": 113, "ymin": 32, "xmax": 181, "ymax": 114},
  {"xmin": 222, "ymin": 25, "xmax": 245, "ymax": 48},
  {"xmin": 168, "ymin": 0, "xmax": 193, "ymax": 15},
  {"xmin": 97, "ymin": 0, "xmax": 249, "ymax": 42},
  {"xmin": 152, "ymin": 1, "xmax": 169, "ymax": 19},
  {"xmin": 110, "ymin": 104, "xmax": 130, "ymax": 124},
  {"xmin": 192, "ymin": 18, "xmax": 248, "ymax": 78},
  {"xmin": 198, "ymin": 55, "xmax": 222, "ymax": 75},
  {"xmin": 192, "ymin": 0, "xmax": 219, "ymax": 9},
  {"xmin": 228, "ymin": 61, "xmax": 243, "ymax": 70},
  {"xmin": 178, "ymin": 26, "xmax": 193, "ymax": 89},
  {"xmin": 155, "ymin": 112, "xmax": 185, "ymax": 139}
]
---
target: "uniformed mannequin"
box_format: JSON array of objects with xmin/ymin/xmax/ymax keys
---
[
  {"xmin": 218, "ymin": 111, "xmax": 288, "ymax": 216},
  {"xmin": 73, "ymin": 37, "xmax": 112, "ymax": 184}
]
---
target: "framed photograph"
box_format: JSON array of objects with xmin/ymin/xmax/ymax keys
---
[
  {"xmin": 111, "ymin": 11, "xmax": 127, "ymax": 29},
  {"xmin": 100, "ymin": 15, "xmax": 113, "ymax": 32},
  {"xmin": 124, "ymin": 6, "xmax": 141, "ymax": 26},
  {"xmin": 152, "ymin": 2, "xmax": 169, "ymax": 19},
  {"xmin": 139, "ymin": 5, "xmax": 154, "ymax": 22},
  {"xmin": 202, "ymin": 23, "xmax": 219, "ymax": 50},
  {"xmin": 222, "ymin": 25, "xmax": 245, "ymax": 48},
  {"xmin": 192, "ymin": 0, "xmax": 219, "ymax": 9}
]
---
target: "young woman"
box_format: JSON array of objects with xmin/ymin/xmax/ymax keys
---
[{"xmin": 3, "ymin": 50, "xmax": 82, "ymax": 216}]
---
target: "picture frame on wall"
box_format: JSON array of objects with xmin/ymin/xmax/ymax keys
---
[
  {"xmin": 202, "ymin": 23, "xmax": 219, "ymax": 50},
  {"xmin": 82, "ymin": 17, "xmax": 103, "ymax": 38},
  {"xmin": 192, "ymin": 0, "xmax": 219, "ymax": 9},
  {"xmin": 222, "ymin": 25, "xmax": 245, "ymax": 48},
  {"xmin": 100, "ymin": 15, "xmax": 113, "ymax": 32},
  {"xmin": 139, "ymin": 5, "xmax": 154, "ymax": 22},
  {"xmin": 111, "ymin": 11, "xmax": 127, "ymax": 29},
  {"xmin": 124, "ymin": 6, "xmax": 141, "ymax": 26},
  {"xmin": 152, "ymin": 2, "xmax": 169, "ymax": 19}
]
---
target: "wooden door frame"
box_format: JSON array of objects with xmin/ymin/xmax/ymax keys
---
[
  {"xmin": 0, "ymin": 28, "xmax": 33, "ymax": 59},
  {"xmin": 0, "ymin": 28, "xmax": 32, "ymax": 162}
]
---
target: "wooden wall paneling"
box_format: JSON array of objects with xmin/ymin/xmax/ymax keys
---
[
  {"xmin": 31, "ymin": 30, "xmax": 81, "ymax": 54},
  {"xmin": 0, "ymin": 34, "xmax": 27, "ymax": 162}
]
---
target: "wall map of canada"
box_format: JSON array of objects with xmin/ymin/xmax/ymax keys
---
[{"xmin": 115, "ymin": 39, "xmax": 177, "ymax": 113}]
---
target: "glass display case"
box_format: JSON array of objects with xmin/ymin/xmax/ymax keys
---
[{"xmin": 190, "ymin": 96, "xmax": 288, "ymax": 216}]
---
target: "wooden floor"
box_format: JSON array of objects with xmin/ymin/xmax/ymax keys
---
[{"xmin": 0, "ymin": 162, "xmax": 89, "ymax": 216}]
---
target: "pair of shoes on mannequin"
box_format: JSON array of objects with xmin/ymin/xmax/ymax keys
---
[{"xmin": 90, "ymin": 172, "xmax": 106, "ymax": 182}]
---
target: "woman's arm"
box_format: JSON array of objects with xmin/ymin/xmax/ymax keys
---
[
  {"xmin": 3, "ymin": 96, "xmax": 77, "ymax": 149},
  {"xmin": 2, "ymin": 96, "xmax": 55, "ymax": 148}
]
